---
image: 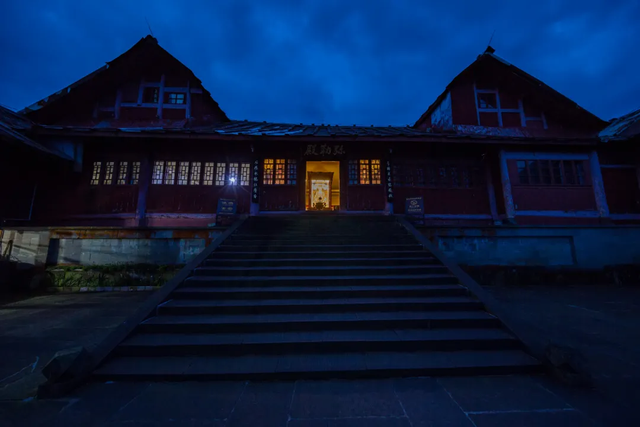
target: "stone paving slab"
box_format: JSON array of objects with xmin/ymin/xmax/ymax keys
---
[
  {"xmin": 1, "ymin": 375, "xmax": 636, "ymax": 426},
  {"xmin": 0, "ymin": 292, "xmax": 152, "ymax": 399}
]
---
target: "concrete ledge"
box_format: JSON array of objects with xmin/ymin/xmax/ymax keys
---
[{"xmin": 46, "ymin": 286, "xmax": 159, "ymax": 293}]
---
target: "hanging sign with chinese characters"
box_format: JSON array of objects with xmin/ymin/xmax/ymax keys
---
[
  {"xmin": 303, "ymin": 144, "xmax": 345, "ymax": 156},
  {"xmin": 386, "ymin": 159, "xmax": 394, "ymax": 202},
  {"xmin": 251, "ymin": 159, "xmax": 260, "ymax": 203}
]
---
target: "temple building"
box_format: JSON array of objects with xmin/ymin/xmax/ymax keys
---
[{"xmin": 2, "ymin": 36, "xmax": 640, "ymax": 268}]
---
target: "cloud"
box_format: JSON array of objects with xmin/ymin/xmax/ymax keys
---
[{"xmin": 0, "ymin": 0, "xmax": 638, "ymax": 124}]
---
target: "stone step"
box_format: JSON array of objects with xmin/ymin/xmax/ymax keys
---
[
  {"xmin": 202, "ymin": 257, "xmax": 441, "ymax": 267},
  {"xmin": 192, "ymin": 265, "xmax": 449, "ymax": 277},
  {"xmin": 114, "ymin": 328, "xmax": 521, "ymax": 357},
  {"xmin": 138, "ymin": 311, "xmax": 501, "ymax": 333},
  {"xmin": 182, "ymin": 274, "xmax": 459, "ymax": 287},
  {"xmin": 217, "ymin": 244, "xmax": 423, "ymax": 252},
  {"xmin": 230, "ymin": 233, "xmax": 410, "ymax": 240},
  {"xmin": 157, "ymin": 296, "xmax": 483, "ymax": 315},
  {"xmin": 93, "ymin": 350, "xmax": 541, "ymax": 381},
  {"xmin": 172, "ymin": 284, "xmax": 467, "ymax": 299},
  {"xmin": 207, "ymin": 251, "xmax": 433, "ymax": 260}
]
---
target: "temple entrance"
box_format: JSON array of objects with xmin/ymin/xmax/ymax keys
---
[{"xmin": 305, "ymin": 161, "xmax": 340, "ymax": 210}]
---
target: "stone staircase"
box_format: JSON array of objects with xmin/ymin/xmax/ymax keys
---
[{"xmin": 93, "ymin": 215, "xmax": 540, "ymax": 380}]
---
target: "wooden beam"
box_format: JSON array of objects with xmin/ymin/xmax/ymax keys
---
[
  {"xmin": 186, "ymin": 80, "xmax": 191, "ymax": 119},
  {"xmin": 114, "ymin": 89, "xmax": 122, "ymax": 120},
  {"xmin": 485, "ymin": 160, "xmax": 499, "ymax": 222},
  {"xmin": 136, "ymin": 156, "xmax": 151, "ymax": 227},
  {"xmin": 499, "ymin": 150, "xmax": 516, "ymax": 220},
  {"xmin": 589, "ymin": 150, "xmax": 610, "ymax": 218},
  {"xmin": 157, "ymin": 74, "xmax": 165, "ymax": 118}
]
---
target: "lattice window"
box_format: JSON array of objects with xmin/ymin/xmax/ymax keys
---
[
  {"xmin": 190, "ymin": 162, "xmax": 202, "ymax": 185},
  {"xmin": 286, "ymin": 160, "xmax": 297, "ymax": 185},
  {"xmin": 215, "ymin": 162, "xmax": 226, "ymax": 186},
  {"xmin": 203, "ymin": 162, "xmax": 215, "ymax": 185},
  {"xmin": 348, "ymin": 160, "xmax": 358, "ymax": 185},
  {"xmin": 516, "ymin": 159, "xmax": 587, "ymax": 186},
  {"xmin": 228, "ymin": 163, "xmax": 239, "ymax": 185},
  {"xmin": 103, "ymin": 162, "xmax": 115, "ymax": 185},
  {"xmin": 152, "ymin": 161, "xmax": 164, "ymax": 185},
  {"xmin": 263, "ymin": 159, "xmax": 274, "ymax": 185},
  {"xmin": 166, "ymin": 93, "xmax": 185, "ymax": 104},
  {"xmin": 117, "ymin": 161, "xmax": 129, "ymax": 185},
  {"xmin": 359, "ymin": 160, "xmax": 370, "ymax": 185},
  {"xmin": 275, "ymin": 159, "xmax": 286, "ymax": 185},
  {"xmin": 177, "ymin": 162, "xmax": 189, "ymax": 185},
  {"xmin": 164, "ymin": 161, "xmax": 176, "ymax": 185},
  {"xmin": 90, "ymin": 162, "xmax": 102, "ymax": 185},
  {"xmin": 240, "ymin": 163, "xmax": 251, "ymax": 186},
  {"xmin": 371, "ymin": 160, "xmax": 381, "ymax": 185},
  {"xmin": 130, "ymin": 162, "xmax": 140, "ymax": 185}
]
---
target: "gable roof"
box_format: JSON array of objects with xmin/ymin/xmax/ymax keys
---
[
  {"xmin": 414, "ymin": 46, "xmax": 606, "ymax": 129},
  {"xmin": 20, "ymin": 35, "xmax": 228, "ymax": 123},
  {"xmin": 599, "ymin": 107, "xmax": 640, "ymax": 141}
]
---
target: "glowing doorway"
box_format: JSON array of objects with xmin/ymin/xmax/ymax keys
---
[{"xmin": 305, "ymin": 161, "xmax": 340, "ymax": 210}]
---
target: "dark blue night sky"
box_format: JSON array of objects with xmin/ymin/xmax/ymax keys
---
[{"xmin": 1, "ymin": 0, "xmax": 638, "ymax": 125}]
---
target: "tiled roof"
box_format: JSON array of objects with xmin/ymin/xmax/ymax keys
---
[
  {"xmin": 0, "ymin": 105, "xmax": 69, "ymax": 158},
  {"xmin": 599, "ymin": 108, "xmax": 640, "ymax": 141}
]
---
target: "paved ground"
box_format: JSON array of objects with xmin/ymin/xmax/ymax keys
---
[
  {"xmin": 487, "ymin": 284, "xmax": 640, "ymax": 413},
  {"xmin": 0, "ymin": 292, "xmax": 151, "ymax": 399},
  {"xmin": 1, "ymin": 375, "xmax": 634, "ymax": 426},
  {"xmin": 1, "ymin": 285, "xmax": 639, "ymax": 426}
]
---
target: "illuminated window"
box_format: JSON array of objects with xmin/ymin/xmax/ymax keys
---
[
  {"xmin": 166, "ymin": 93, "xmax": 185, "ymax": 104},
  {"xmin": 228, "ymin": 163, "xmax": 239, "ymax": 185},
  {"xmin": 349, "ymin": 159, "xmax": 382, "ymax": 185},
  {"xmin": 130, "ymin": 162, "xmax": 140, "ymax": 185},
  {"xmin": 90, "ymin": 162, "xmax": 102, "ymax": 185},
  {"xmin": 103, "ymin": 162, "xmax": 115, "ymax": 185},
  {"xmin": 286, "ymin": 160, "xmax": 297, "ymax": 185},
  {"xmin": 263, "ymin": 159, "xmax": 274, "ymax": 185},
  {"xmin": 203, "ymin": 162, "xmax": 215, "ymax": 185},
  {"xmin": 240, "ymin": 163, "xmax": 251, "ymax": 186},
  {"xmin": 215, "ymin": 162, "xmax": 226, "ymax": 186},
  {"xmin": 371, "ymin": 160, "xmax": 381, "ymax": 184},
  {"xmin": 178, "ymin": 162, "xmax": 189, "ymax": 185},
  {"xmin": 190, "ymin": 162, "xmax": 201, "ymax": 185},
  {"xmin": 275, "ymin": 159, "xmax": 286, "ymax": 185},
  {"xmin": 359, "ymin": 160, "xmax": 370, "ymax": 185},
  {"xmin": 152, "ymin": 161, "xmax": 164, "ymax": 184},
  {"xmin": 117, "ymin": 161, "xmax": 128, "ymax": 185},
  {"xmin": 164, "ymin": 161, "xmax": 176, "ymax": 185}
]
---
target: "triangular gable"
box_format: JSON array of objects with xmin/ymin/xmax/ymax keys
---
[
  {"xmin": 415, "ymin": 47, "xmax": 606, "ymax": 130},
  {"xmin": 21, "ymin": 36, "xmax": 228, "ymax": 125}
]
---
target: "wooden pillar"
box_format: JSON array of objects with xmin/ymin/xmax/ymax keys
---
[
  {"xmin": 136, "ymin": 156, "xmax": 151, "ymax": 227},
  {"xmin": 498, "ymin": 150, "xmax": 516, "ymax": 220},
  {"xmin": 485, "ymin": 157, "xmax": 499, "ymax": 223},
  {"xmin": 589, "ymin": 150, "xmax": 610, "ymax": 217},
  {"xmin": 157, "ymin": 74, "xmax": 165, "ymax": 118}
]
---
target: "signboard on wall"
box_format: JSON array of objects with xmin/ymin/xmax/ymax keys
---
[
  {"xmin": 405, "ymin": 197, "xmax": 424, "ymax": 216},
  {"xmin": 386, "ymin": 160, "xmax": 394, "ymax": 202},
  {"xmin": 217, "ymin": 199, "xmax": 237, "ymax": 215},
  {"xmin": 303, "ymin": 144, "xmax": 345, "ymax": 156},
  {"xmin": 251, "ymin": 159, "xmax": 260, "ymax": 203}
]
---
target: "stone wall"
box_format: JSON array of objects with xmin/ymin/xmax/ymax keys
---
[
  {"xmin": 1, "ymin": 229, "xmax": 223, "ymax": 266},
  {"xmin": 420, "ymin": 226, "xmax": 640, "ymax": 269}
]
